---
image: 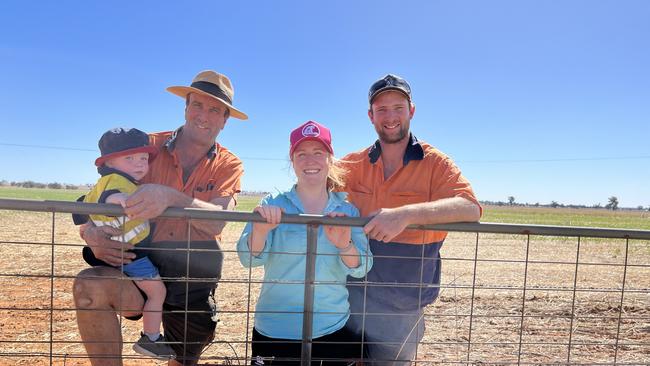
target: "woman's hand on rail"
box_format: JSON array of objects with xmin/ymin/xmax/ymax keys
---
[
  {"xmin": 324, "ymin": 212, "xmax": 352, "ymax": 249},
  {"xmin": 252, "ymin": 205, "xmax": 282, "ymax": 234}
]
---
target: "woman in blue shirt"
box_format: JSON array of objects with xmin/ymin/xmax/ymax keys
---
[{"xmin": 237, "ymin": 121, "xmax": 372, "ymax": 365}]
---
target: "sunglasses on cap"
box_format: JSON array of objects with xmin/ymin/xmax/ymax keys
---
[{"xmin": 368, "ymin": 74, "xmax": 412, "ymax": 104}]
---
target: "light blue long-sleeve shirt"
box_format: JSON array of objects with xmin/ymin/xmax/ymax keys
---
[{"xmin": 237, "ymin": 186, "xmax": 372, "ymax": 339}]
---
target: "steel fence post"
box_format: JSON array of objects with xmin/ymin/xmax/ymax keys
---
[{"xmin": 301, "ymin": 224, "xmax": 319, "ymax": 366}]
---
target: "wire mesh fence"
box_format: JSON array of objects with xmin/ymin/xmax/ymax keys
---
[{"xmin": 0, "ymin": 198, "xmax": 649, "ymax": 365}]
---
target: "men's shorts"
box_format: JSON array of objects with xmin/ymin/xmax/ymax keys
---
[
  {"xmin": 123, "ymin": 290, "xmax": 218, "ymax": 365},
  {"xmin": 345, "ymin": 287, "xmax": 426, "ymax": 366},
  {"xmin": 162, "ymin": 297, "xmax": 218, "ymax": 365}
]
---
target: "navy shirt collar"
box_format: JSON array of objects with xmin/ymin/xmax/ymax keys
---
[
  {"xmin": 163, "ymin": 126, "xmax": 217, "ymax": 160},
  {"xmin": 368, "ymin": 133, "xmax": 424, "ymax": 166},
  {"xmin": 97, "ymin": 166, "xmax": 139, "ymax": 184}
]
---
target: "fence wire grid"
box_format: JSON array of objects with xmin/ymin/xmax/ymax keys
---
[{"xmin": 0, "ymin": 198, "xmax": 649, "ymax": 366}]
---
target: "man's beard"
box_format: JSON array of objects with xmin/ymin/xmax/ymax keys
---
[{"xmin": 377, "ymin": 124, "xmax": 408, "ymax": 144}]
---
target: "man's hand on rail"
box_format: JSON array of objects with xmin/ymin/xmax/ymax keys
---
[
  {"xmin": 80, "ymin": 223, "xmax": 135, "ymax": 266},
  {"xmin": 364, "ymin": 207, "xmax": 410, "ymax": 243},
  {"xmin": 124, "ymin": 184, "xmax": 175, "ymax": 220}
]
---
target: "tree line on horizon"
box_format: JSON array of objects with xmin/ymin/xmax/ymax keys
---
[
  {"xmin": 2, "ymin": 180, "xmax": 647, "ymax": 211},
  {"xmin": 1, "ymin": 180, "xmax": 84, "ymax": 190},
  {"xmin": 485, "ymin": 196, "xmax": 649, "ymax": 211},
  {"xmin": 0, "ymin": 180, "xmax": 270, "ymax": 197}
]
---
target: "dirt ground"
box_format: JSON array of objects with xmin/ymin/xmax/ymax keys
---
[{"xmin": 0, "ymin": 210, "xmax": 648, "ymax": 365}]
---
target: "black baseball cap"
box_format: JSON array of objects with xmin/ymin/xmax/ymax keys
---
[
  {"xmin": 368, "ymin": 74, "xmax": 412, "ymax": 105},
  {"xmin": 95, "ymin": 127, "xmax": 158, "ymax": 167}
]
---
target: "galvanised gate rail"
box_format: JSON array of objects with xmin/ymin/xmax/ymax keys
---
[{"xmin": 0, "ymin": 198, "xmax": 649, "ymax": 365}]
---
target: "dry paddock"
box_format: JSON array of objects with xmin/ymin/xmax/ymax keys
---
[{"xmin": 0, "ymin": 210, "xmax": 648, "ymax": 365}]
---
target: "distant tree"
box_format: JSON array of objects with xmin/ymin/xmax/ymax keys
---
[
  {"xmin": 21, "ymin": 181, "xmax": 46, "ymax": 188},
  {"xmin": 65, "ymin": 184, "xmax": 79, "ymax": 190},
  {"xmin": 638, "ymin": 205, "xmax": 644, "ymax": 211},
  {"xmin": 605, "ymin": 196, "xmax": 619, "ymax": 211},
  {"xmin": 534, "ymin": 202, "xmax": 540, "ymax": 207},
  {"xmin": 550, "ymin": 201, "xmax": 560, "ymax": 208},
  {"xmin": 507, "ymin": 196, "xmax": 515, "ymax": 205},
  {"xmin": 593, "ymin": 203, "xmax": 602, "ymax": 208},
  {"xmin": 47, "ymin": 182, "xmax": 63, "ymax": 189}
]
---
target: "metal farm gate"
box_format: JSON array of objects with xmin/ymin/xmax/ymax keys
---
[{"xmin": 0, "ymin": 198, "xmax": 648, "ymax": 365}]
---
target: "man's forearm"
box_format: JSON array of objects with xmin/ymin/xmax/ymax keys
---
[
  {"xmin": 163, "ymin": 188, "xmax": 196, "ymax": 209},
  {"xmin": 402, "ymin": 197, "xmax": 481, "ymax": 226},
  {"xmin": 168, "ymin": 192, "xmax": 235, "ymax": 236},
  {"xmin": 364, "ymin": 196, "xmax": 481, "ymax": 243},
  {"xmin": 128, "ymin": 184, "xmax": 235, "ymax": 236},
  {"xmin": 164, "ymin": 189, "xmax": 231, "ymax": 210}
]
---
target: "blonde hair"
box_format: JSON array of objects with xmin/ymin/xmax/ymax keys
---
[{"xmin": 326, "ymin": 156, "xmax": 348, "ymax": 191}]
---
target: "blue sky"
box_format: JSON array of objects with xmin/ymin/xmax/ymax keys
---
[{"xmin": 1, "ymin": 0, "xmax": 648, "ymax": 208}]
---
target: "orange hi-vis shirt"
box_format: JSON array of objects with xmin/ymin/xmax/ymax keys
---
[
  {"xmin": 342, "ymin": 135, "xmax": 481, "ymax": 244},
  {"xmin": 141, "ymin": 129, "xmax": 243, "ymax": 243}
]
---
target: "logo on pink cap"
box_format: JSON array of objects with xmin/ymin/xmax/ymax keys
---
[
  {"xmin": 289, "ymin": 120, "xmax": 333, "ymax": 157},
  {"xmin": 301, "ymin": 123, "xmax": 320, "ymax": 137}
]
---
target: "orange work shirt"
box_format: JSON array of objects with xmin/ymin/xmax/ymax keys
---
[
  {"xmin": 342, "ymin": 135, "xmax": 480, "ymax": 244},
  {"xmin": 142, "ymin": 129, "xmax": 243, "ymax": 243}
]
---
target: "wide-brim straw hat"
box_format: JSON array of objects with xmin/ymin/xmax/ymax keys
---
[{"xmin": 166, "ymin": 70, "xmax": 248, "ymax": 120}]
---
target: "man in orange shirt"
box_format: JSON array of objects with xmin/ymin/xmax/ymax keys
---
[
  {"xmin": 343, "ymin": 74, "xmax": 482, "ymax": 365},
  {"xmin": 73, "ymin": 70, "xmax": 247, "ymax": 366}
]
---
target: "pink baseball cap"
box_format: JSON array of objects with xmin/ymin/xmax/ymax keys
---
[{"xmin": 289, "ymin": 121, "xmax": 333, "ymax": 157}]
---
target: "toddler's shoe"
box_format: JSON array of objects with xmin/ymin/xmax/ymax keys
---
[{"xmin": 132, "ymin": 333, "xmax": 176, "ymax": 360}]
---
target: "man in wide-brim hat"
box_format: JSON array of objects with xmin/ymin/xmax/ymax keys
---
[
  {"xmin": 167, "ymin": 70, "xmax": 248, "ymax": 120},
  {"xmin": 74, "ymin": 70, "xmax": 248, "ymax": 366}
]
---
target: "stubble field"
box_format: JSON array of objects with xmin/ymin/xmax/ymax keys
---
[{"xmin": 0, "ymin": 192, "xmax": 648, "ymax": 365}]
